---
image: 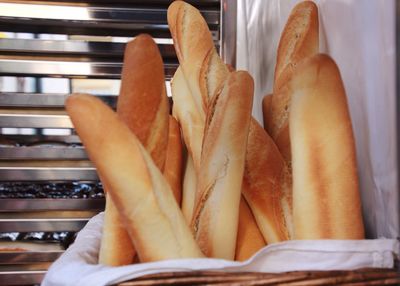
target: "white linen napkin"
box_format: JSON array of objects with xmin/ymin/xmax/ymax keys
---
[{"xmin": 42, "ymin": 213, "xmax": 399, "ymax": 286}]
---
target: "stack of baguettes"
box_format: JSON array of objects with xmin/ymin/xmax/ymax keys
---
[{"xmin": 65, "ymin": 0, "xmax": 365, "ymax": 266}]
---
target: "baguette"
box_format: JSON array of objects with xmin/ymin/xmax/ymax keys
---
[
  {"xmin": 117, "ymin": 34, "xmax": 169, "ymax": 170},
  {"xmin": 99, "ymin": 34, "xmax": 169, "ymax": 266},
  {"xmin": 191, "ymin": 71, "xmax": 253, "ymax": 259},
  {"xmin": 168, "ymin": 0, "xmax": 229, "ymax": 116},
  {"xmin": 273, "ymin": 1, "xmax": 319, "ymax": 94},
  {"xmin": 235, "ymin": 197, "xmax": 266, "ymax": 261},
  {"xmin": 171, "ymin": 67, "xmax": 203, "ymax": 222},
  {"xmin": 269, "ymin": 1, "xmax": 319, "ymax": 165},
  {"xmin": 171, "ymin": 66, "xmax": 204, "ymax": 175},
  {"xmin": 99, "ymin": 194, "xmax": 136, "ymax": 266},
  {"xmin": 66, "ymin": 94, "xmax": 204, "ymax": 261},
  {"xmin": 242, "ymin": 119, "xmax": 292, "ymax": 242},
  {"xmin": 289, "ymin": 54, "xmax": 364, "ymax": 239},
  {"xmin": 168, "ymin": 2, "xmax": 232, "ymax": 229},
  {"xmin": 163, "ymin": 116, "xmax": 183, "ymax": 205}
]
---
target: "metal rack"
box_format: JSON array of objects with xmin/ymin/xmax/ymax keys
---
[{"xmin": 0, "ymin": 0, "xmax": 236, "ymax": 284}]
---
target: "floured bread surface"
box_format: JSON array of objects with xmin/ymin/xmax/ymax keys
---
[
  {"xmin": 168, "ymin": 1, "xmax": 215, "ymax": 113},
  {"xmin": 268, "ymin": 1, "xmax": 319, "ymax": 166},
  {"xmin": 168, "ymin": 1, "xmax": 229, "ymax": 114},
  {"xmin": 242, "ymin": 119, "xmax": 291, "ymax": 243},
  {"xmin": 191, "ymin": 71, "xmax": 254, "ymax": 260},
  {"xmin": 171, "ymin": 67, "xmax": 204, "ymax": 173},
  {"xmin": 274, "ymin": 1, "xmax": 319, "ymax": 93}
]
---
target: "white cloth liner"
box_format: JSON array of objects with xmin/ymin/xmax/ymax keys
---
[
  {"xmin": 43, "ymin": 0, "xmax": 399, "ymax": 285},
  {"xmin": 42, "ymin": 212, "xmax": 399, "ymax": 286}
]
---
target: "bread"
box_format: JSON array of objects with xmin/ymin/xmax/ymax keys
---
[
  {"xmin": 262, "ymin": 93, "xmax": 272, "ymax": 132},
  {"xmin": 273, "ymin": 1, "xmax": 319, "ymax": 94},
  {"xmin": 235, "ymin": 197, "xmax": 266, "ymax": 261},
  {"xmin": 169, "ymin": 2, "xmax": 235, "ymax": 237},
  {"xmin": 269, "ymin": 90, "xmax": 292, "ymax": 165},
  {"xmin": 250, "ymin": 2, "xmax": 318, "ymax": 241},
  {"xmin": 171, "ymin": 67, "xmax": 204, "ymax": 222},
  {"xmin": 242, "ymin": 118, "xmax": 292, "ymax": 243},
  {"xmin": 171, "ymin": 66, "xmax": 204, "ymax": 174},
  {"xmin": 289, "ymin": 54, "xmax": 364, "ymax": 239},
  {"xmin": 99, "ymin": 195, "xmax": 136, "ymax": 266},
  {"xmin": 169, "ymin": 0, "xmax": 232, "ymax": 230},
  {"xmin": 181, "ymin": 154, "xmax": 197, "ymax": 225},
  {"xmin": 191, "ymin": 71, "xmax": 253, "ymax": 259},
  {"xmin": 268, "ymin": 1, "xmax": 319, "ymax": 165},
  {"xmin": 99, "ymin": 34, "xmax": 169, "ymax": 266},
  {"xmin": 168, "ymin": 0, "xmax": 229, "ymax": 115},
  {"xmin": 117, "ymin": 34, "xmax": 169, "ymax": 170},
  {"xmin": 66, "ymin": 94, "xmax": 204, "ymax": 262},
  {"xmin": 163, "ymin": 116, "xmax": 183, "ymax": 205}
]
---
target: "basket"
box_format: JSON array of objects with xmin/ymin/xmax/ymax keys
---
[{"xmin": 118, "ymin": 268, "xmax": 400, "ymax": 286}]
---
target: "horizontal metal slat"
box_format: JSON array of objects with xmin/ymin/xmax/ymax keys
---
[
  {"xmin": 0, "ymin": 2, "xmax": 219, "ymax": 24},
  {"xmin": 0, "ymin": 92, "xmax": 68, "ymax": 108},
  {"xmin": 0, "ymin": 199, "xmax": 104, "ymax": 211},
  {"xmin": 0, "ymin": 211, "xmax": 98, "ymax": 219},
  {"xmin": 22, "ymin": 0, "xmax": 220, "ymax": 5},
  {"xmin": 0, "ymin": 59, "xmax": 178, "ymax": 79},
  {"xmin": 0, "ymin": 114, "xmax": 72, "ymax": 128},
  {"xmin": 0, "ymin": 92, "xmax": 117, "ymax": 108},
  {"xmin": 0, "ymin": 271, "xmax": 46, "ymax": 285},
  {"xmin": 0, "ymin": 3, "xmax": 219, "ymax": 37},
  {"xmin": 0, "ymin": 146, "xmax": 87, "ymax": 160},
  {"xmin": 0, "ymin": 168, "xmax": 98, "ymax": 181},
  {"xmin": 0, "ymin": 18, "xmax": 172, "ymax": 38},
  {"xmin": 0, "ymin": 58, "xmax": 121, "ymax": 79},
  {"xmin": 0, "ymin": 251, "xmax": 63, "ymax": 264},
  {"xmin": 0, "ymin": 38, "xmax": 177, "ymax": 59},
  {"xmin": 0, "ymin": 218, "xmax": 89, "ymax": 232},
  {"xmin": 0, "ymin": 135, "xmax": 82, "ymax": 145}
]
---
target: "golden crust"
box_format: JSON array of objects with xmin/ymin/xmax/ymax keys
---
[
  {"xmin": 274, "ymin": 1, "xmax": 319, "ymax": 93},
  {"xmin": 270, "ymin": 1, "xmax": 319, "ymax": 166},
  {"xmin": 99, "ymin": 34, "xmax": 169, "ymax": 266},
  {"xmin": 290, "ymin": 54, "xmax": 364, "ymax": 239},
  {"xmin": 168, "ymin": 1, "xmax": 229, "ymax": 114},
  {"xmin": 171, "ymin": 67, "xmax": 203, "ymax": 223},
  {"xmin": 181, "ymin": 154, "xmax": 197, "ymax": 225},
  {"xmin": 168, "ymin": 1, "xmax": 214, "ymax": 113},
  {"xmin": 163, "ymin": 116, "xmax": 183, "ymax": 205},
  {"xmin": 242, "ymin": 119, "xmax": 291, "ymax": 243},
  {"xmin": 117, "ymin": 34, "xmax": 169, "ymax": 171},
  {"xmin": 235, "ymin": 197, "xmax": 266, "ymax": 261},
  {"xmin": 99, "ymin": 193, "xmax": 136, "ymax": 266},
  {"xmin": 191, "ymin": 71, "xmax": 254, "ymax": 259},
  {"xmin": 171, "ymin": 67, "xmax": 204, "ymax": 173},
  {"xmin": 66, "ymin": 94, "xmax": 204, "ymax": 262}
]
